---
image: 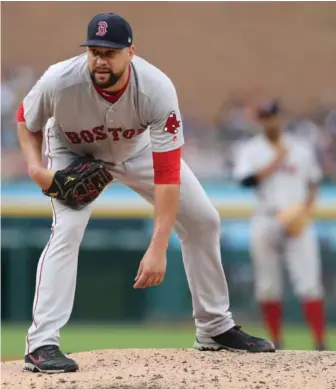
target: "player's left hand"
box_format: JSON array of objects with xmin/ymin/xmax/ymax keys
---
[
  {"xmin": 133, "ymin": 247, "xmax": 167, "ymax": 289},
  {"xmin": 42, "ymin": 156, "xmax": 113, "ymax": 209}
]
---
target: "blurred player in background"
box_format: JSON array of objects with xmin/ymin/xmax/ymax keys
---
[{"xmin": 233, "ymin": 100, "xmax": 328, "ymax": 350}]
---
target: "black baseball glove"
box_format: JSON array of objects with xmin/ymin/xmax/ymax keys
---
[{"xmin": 42, "ymin": 155, "xmax": 113, "ymax": 209}]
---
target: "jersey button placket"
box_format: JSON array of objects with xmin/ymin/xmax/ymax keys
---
[
  {"xmin": 107, "ymin": 108, "xmax": 115, "ymax": 155},
  {"xmin": 107, "ymin": 108, "xmax": 115, "ymax": 125}
]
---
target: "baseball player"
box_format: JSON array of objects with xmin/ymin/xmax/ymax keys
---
[
  {"xmin": 17, "ymin": 13, "xmax": 274, "ymax": 374},
  {"xmin": 233, "ymin": 100, "xmax": 327, "ymax": 351}
]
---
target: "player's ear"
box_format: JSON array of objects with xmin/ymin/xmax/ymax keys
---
[{"xmin": 129, "ymin": 45, "xmax": 135, "ymax": 60}]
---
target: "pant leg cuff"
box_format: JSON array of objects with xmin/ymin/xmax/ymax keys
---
[{"xmin": 196, "ymin": 319, "xmax": 235, "ymax": 342}]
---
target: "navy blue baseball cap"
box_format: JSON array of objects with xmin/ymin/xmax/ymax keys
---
[
  {"xmin": 80, "ymin": 13, "xmax": 133, "ymax": 49},
  {"xmin": 257, "ymin": 99, "xmax": 282, "ymax": 118}
]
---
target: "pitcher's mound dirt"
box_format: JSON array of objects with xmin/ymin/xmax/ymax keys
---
[{"xmin": 1, "ymin": 349, "xmax": 336, "ymax": 389}]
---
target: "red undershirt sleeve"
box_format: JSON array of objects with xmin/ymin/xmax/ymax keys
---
[
  {"xmin": 17, "ymin": 102, "xmax": 25, "ymax": 122},
  {"xmin": 152, "ymin": 147, "xmax": 181, "ymax": 184}
]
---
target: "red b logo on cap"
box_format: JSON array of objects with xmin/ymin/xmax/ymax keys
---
[{"xmin": 96, "ymin": 21, "xmax": 108, "ymax": 36}]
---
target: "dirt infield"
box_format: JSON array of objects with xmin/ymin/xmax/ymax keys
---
[{"xmin": 2, "ymin": 349, "xmax": 336, "ymax": 389}]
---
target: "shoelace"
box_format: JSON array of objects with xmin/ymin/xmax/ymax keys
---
[
  {"xmin": 232, "ymin": 326, "xmax": 260, "ymax": 341},
  {"xmin": 43, "ymin": 346, "xmax": 65, "ymax": 358}
]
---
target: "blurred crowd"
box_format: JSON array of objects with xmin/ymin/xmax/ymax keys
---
[
  {"xmin": 2, "ymin": 68, "xmax": 336, "ymax": 183},
  {"xmin": 183, "ymin": 93, "xmax": 336, "ymax": 183},
  {"xmin": 1, "ymin": 67, "xmax": 38, "ymax": 180}
]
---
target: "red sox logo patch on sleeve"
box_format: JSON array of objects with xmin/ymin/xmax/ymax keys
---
[
  {"xmin": 96, "ymin": 21, "xmax": 108, "ymax": 36},
  {"xmin": 164, "ymin": 111, "xmax": 181, "ymax": 134}
]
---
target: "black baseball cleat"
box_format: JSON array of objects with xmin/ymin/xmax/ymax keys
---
[
  {"xmin": 194, "ymin": 326, "xmax": 276, "ymax": 353},
  {"xmin": 24, "ymin": 345, "xmax": 79, "ymax": 373}
]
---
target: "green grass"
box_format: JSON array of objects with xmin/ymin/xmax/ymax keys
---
[{"xmin": 2, "ymin": 323, "xmax": 336, "ymax": 360}]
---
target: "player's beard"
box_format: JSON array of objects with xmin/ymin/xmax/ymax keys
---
[{"xmin": 90, "ymin": 69, "xmax": 124, "ymax": 89}]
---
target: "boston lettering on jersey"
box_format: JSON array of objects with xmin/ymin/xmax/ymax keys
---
[{"xmin": 65, "ymin": 126, "xmax": 146, "ymax": 144}]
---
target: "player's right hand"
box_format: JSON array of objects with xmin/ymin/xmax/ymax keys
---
[
  {"xmin": 133, "ymin": 247, "xmax": 167, "ymax": 289},
  {"xmin": 29, "ymin": 166, "xmax": 55, "ymax": 191}
]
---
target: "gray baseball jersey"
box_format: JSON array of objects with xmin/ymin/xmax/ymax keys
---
[
  {"xmin": 23, "ymin": 53, "xmax": 236, "ymax": 355},
  {"xmin": 23, "ymin": 54, "xmax": 184, "ymax": 164}
]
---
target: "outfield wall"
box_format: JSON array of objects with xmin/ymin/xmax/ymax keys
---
[{"xmin": 2, "ymin": 182, "xmax": 336, "ymax": 324}]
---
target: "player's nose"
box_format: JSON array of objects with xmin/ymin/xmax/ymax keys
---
[{"xmin": 95, "ymin": 57, "xmax": 108, "ymax": 67}]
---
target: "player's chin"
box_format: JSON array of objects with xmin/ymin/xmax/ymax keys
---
[
  {"xmin": 94, "ymin": 78, "xmax": 112, "ymax": 88},
  {"xmin": 93, "ymin": 72, "xmax": 110, "ymax": 81}
]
